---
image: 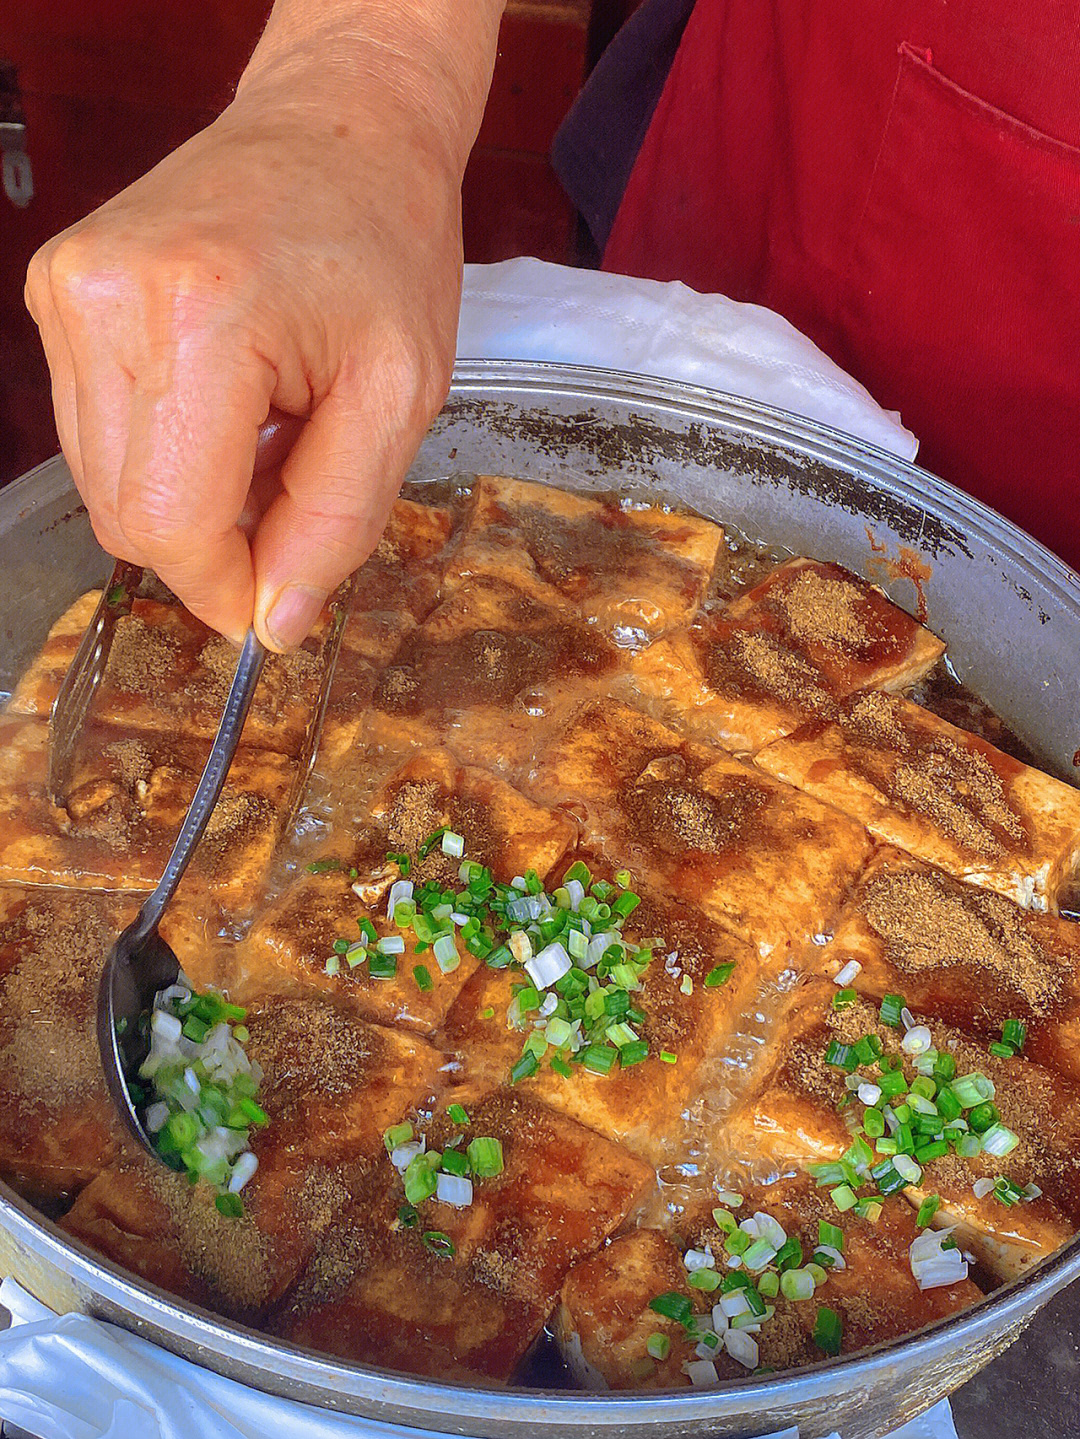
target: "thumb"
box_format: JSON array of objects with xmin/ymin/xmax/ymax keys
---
[{"xmin": 250, "ymin": 384, "xmax": 411, "ymax": 651}]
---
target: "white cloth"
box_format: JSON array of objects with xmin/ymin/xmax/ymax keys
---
[
  {"xmin": 458, "ymin": 259, "xmax": 918, "ymax": 461},
  {"xmin": 1, "ymin": 261, "xmax": 937, "ymax": 1439}
]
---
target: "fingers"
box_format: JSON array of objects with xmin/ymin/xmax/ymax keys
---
[
  {"xmin": 114, "ymin": 349, "xmax": 277, "ymax": 641},
  {"xmin": 251, "ymin": 355, "xmax": 444, "ymax": 650}
]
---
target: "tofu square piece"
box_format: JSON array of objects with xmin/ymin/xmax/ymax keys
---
[
  {"xmin": 756, "ymin": 690, "xmax": 1080, "ymax": 912},
  {"xmin": 60, "ymin": 994, "xmax": 444, "ymax": 1322},
  {"xmin": 0, "ymin": 885, "xmax": 131, "ymax": 1200},
  {"xmin": 556, "ymin": 1171, "xmax": 979, "ymax": 1390},
  {"xmin": 368, "ymin": 575, "xmax": 624, "ymax": 776},
  {"xmin": 272, "ymin": 1088, "xmax": 654, "ymax": 1382},
  {"xmin": 628, "ymin": 559, "xmax": 944, "ymax": 753},
  {"xmin": 530, "ymin": 701, "xmax": 871, "ymax": 959},
  {"xmin": 0, "ymin": 718, "xmax": 292, "ymax": 909},
  {"xmin": 351, "ymin": 498, "xmax": 454, "ymax": 621},
  {"xmin": 244, "ymin": 996, "xmax": 446, "ymax": 1162},
  {"xmin": 810, "ymin": 847, "xmax": 1080, "ymax": 1084},
  {"xmin": 439, "ymin": 884, "xmax": 762, "ymax": 1166},
  {"xmin": 445, "ymin": 476, "xmax": 723, "ymax": 643},
  {"xmin": 235, "ymin": 751, "xmax": 574, "ymax": 1029},
  {"xmin": 725, "ymin": 991, "xmax": 1080, "ymax": 1281},
  {"xmin": 8, "ymin": 594, "xmax": 333, "ymax": 758}
]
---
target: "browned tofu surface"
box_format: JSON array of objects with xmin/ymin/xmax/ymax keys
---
[
  {"xmin": 556, "ymin": 1170, "xmax": 979, "ymax": 1390},
  {"xmin": 811, "ymin": 847, "xmax": 1080, "ymax": 1083},
  {"xmin": 0, "ymin": 718, "xmax": 291, "ymax": 909},
  {"xmin": 576, "ymin": 1172, "xmax": 977, "ymax": 1388},
  {"xmin": 61, "ymin": 993, "xmax": 444, "ymax": 1320},
  {"xmin": 61, "ymin": 1140, "xmax": 367, "ymax": 1323},
  {"xmin": 628, "ymin": 560, "xmax": 943, "ymax": 754},
  {"xmin": 350, "ymin": 498, "xmax": 454, "ymax": 621},
  {"xmin": 272, "ymin": 1088, "xmax": 654, "ymax": 1382},
  {"xmin": 368, "ymin": 579, "xmax": 624, "ymax": 776},
  {"xmin": 757, "ymin": 691, "xmax": 1080, "ymax": 912},
  {"xmin": 725, "ymin": 992, "xmax": 1080, "ymax": 1281},
  {"xmin": 0, "ymin": 885, "xmax": 131, "ymax": 1200},
  {"xmin": 244, "ymin": 996, "xmax": 446, "ymax": 1162},
  {"xmin": 8, "ymin": 595, "xmax": 332, "ymax": 758},
  {"xmin": 234, "ymin": 860, "xmax": 478, "ymax": 1030},
  {"xmin": 529, "ymin": 701, "xmax": 871, "ymax": 959},
  {"xmin": 444, "ymin": 476, "xmax": 723, "ymax": 642},
  {"xmin": 439, "ymin": 886, "xmax": 762, "ymax": 1165}
]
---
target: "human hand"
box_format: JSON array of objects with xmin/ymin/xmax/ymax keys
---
[{"xmin": 24, "ymin": 5, "xmax": 500, "ymax": 648}]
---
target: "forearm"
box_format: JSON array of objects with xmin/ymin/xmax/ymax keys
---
[{"xmin": 238, "ymin": 0, "xmax": 506, "ymax": 174}]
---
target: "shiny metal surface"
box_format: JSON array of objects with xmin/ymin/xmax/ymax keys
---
[
  {"xmin": 1, "ymin": 360, "xmax": 1078, "ymax": 1437},
  {"xmin": 99, "ymin": 629, "xmax": 267, "ymax": 1157}
]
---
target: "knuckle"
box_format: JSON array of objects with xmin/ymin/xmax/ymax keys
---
[{"xmin": 115, "ymin": 493, "xmax": 190, "ymax": 558}]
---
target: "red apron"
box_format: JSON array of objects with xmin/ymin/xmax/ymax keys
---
[{"xmin": 603, "ymin": 0, "xmax": 1080, "ymax": 573}]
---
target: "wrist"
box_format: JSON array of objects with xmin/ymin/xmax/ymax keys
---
[{"xmin": 237, "ymin": 1, "xmax": 504, "ymax": 177}]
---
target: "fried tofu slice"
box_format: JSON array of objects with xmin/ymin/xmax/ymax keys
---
[
  {"xmin": 234, "ymin": 752, "xmax": 573, "ymax": 1028},
  {"xmin": 367, "ymin": 577, "xmax": 624, "ymax": 776},
  {"xmin": 351, "ymin": 498, "xmax": 454, "ymax": 621},
  {"xmin": 530, "ymin": 701, "xmax": 871, "ymax": 960},
  {"xmin": 317, "ymin": 500, "xmax": 455, "ymax": 764},
  {"xmin": 756, "ymin": 691, "xmax": 1080, "ymax": 912},
  {"xmin": 725, "ymin": 992, "xmax": 1080, "ymax": 1281},
  {"xmin": 8, "ymin": 595, "xmax": 333, "ymax": 758},
  {"xmin": 60, "ymin": 994, "xmax": 443, "ymax": 1322},
  {"xmin": 0, "ymin": 885, "xmax": 131, "ymax": 1200},
  {"xmin": 811, "ymin": 847, "xmax": 1080, "ymax": 1084},
  {"xmin": 445, "ymin": 476, "xmax": 723, "ymax": 642},
  {"xmin": 271, "ymin": 1088, "xmax": 655, "ymax": 1383},
  {"xmin": 628, "ymin": 559, "xmax": 944, "ymax": 753},
  {"xmin": 555, "ymin": 1170, "xmax": 979, "ymax": 1390},
  {"xmin": 439, "ymin": 885, "xmax": 761, "ymax": 1166},
  {"xmin": 0, "ymin": 718, "xmax": 291, "ymax": 910},
  {"xmin": 244, "ymin": 996, "xmax": 446, "ymax": 1162}
]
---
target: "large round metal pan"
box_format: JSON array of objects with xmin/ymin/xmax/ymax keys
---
[{"xmin": 0, "ymin": 361, "xmax": 1077, "ymax": 1439}]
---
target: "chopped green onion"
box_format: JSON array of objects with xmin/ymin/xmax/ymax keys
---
[
  {"xmin": 324, "ymin": 955, "xmax": 341, "ymax": 977},
  {"xmin": 1002, "ymin": 1018, "xmax": 1027, "ymax": 1052},
  {"xmin": 818, "ymin": 1220, "xmax": 844, "ymax": 1252},
  {"xmin": 421, "ymin": 1230, "xmax": 456, "ymax": 1258},
  {"xmin": 830, "ymin": 1184, "xmax": 858, "ymax": 1212},
  {"xmin": 992, "ymin": 1176, "xmax": 1024, "ymax": 1207},
  {"xmin": 581, "ymin": 1043, "xmax": 617, "ymax": 1075},
  {"xmin": 988, "ymin": 1041, "xmax": 1016, "ymax": 1058},
  {"xmin": 774, "ymin": 1235, "xmax": 804, "ymax": 1271},
  {"xmin": 689, "ymin": 1268, "xmax": 722, "ymax": 1291},
  {"xmin": 620, "ymin": 1039, "xmax": 650, "ymax": 1067},
  {"xmin": 550, "ymin": 1055, "xmax": 573, "ymax": 1079},
  {"xmin": 307, "ymin": 858, "xmax": 341, "ymax": 874},
  {"xmin": 649, "ymin": 1291, "xmax": 693, "ymax": 1326},
  {"xmin": 832, "ymin": 987, "xmax": 857, "ymax": 1009},
  {"xmin": 646, "ymin": 1332, "xmax": 670, "ymax": 1360},
  {"xmin": 757, "ymin": 1270, "xmax": 780, "ymax": 1298},
  {"xmin": 404, "ymin": 1154, "xmax": 439, "ymax": 1205},
  {"xmin": 781, "ymin": 1268, "xmax": 816, "ymax": 1302},
  {"xmin": 440, "ymin": 1148, "xmax": 469, "ymax": 1177},
  {"xmin": 215, "ymin": 1193, "xmax": 244, "ymax": 1218},
  {"xmin": 705, "ymin": 963, "xmax": 736, "ymax": 988},
  {"xmin": 659, "ymin": 1050, "xmax": 678, "ymax": 1064},
  {"xmin": 825, "ymin": 1041, "xmax": 858, "ymax": 1072},
  {"xmin": 413, "ymin": 964, "xmax": 434, "ymax": 991},
  {"xmin": 952, "ymin": 1072, "xmax": 995, "ymax": 1108},
  {"xmin": 980, "ymin": 1122, "xmax": 1020, "ymax": 1157},
  {"xmin": 467, "ymin": 1137, "xmax": 504, "ymax": 1178},
  {"xmin": 916, "ymin": 1195, "xmax": 941, "ymax": 1227},
  {"xmin": 876, "ymin": 1069, "xmax": 909, "ymax": 1101},
  {"xmin": 447, "ymin": 1103, "xmax": 470, "ymax": 1125},
  {"xmin": 369, "ymin": 951, "xmax": 398, "ymax": 979},
  {"xmin": 384, "ymin": 1121, "xmax": 414, "ymax": 1154},
  {"xmin": 813, "ymin": 1305, "xmax": 843, "ymax": 1356},
  {"xmin": 879, "ymin": 994, "xmax": 906, "ymax": 1028}
]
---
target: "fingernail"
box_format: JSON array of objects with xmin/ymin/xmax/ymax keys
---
[{"xmin": 264, "ymin": 584, "xmax": 327, "ymax": 650}]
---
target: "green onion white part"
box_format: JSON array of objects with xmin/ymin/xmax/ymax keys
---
[
  {"xmin": 832, "ymin": 960, "xmax": 862, "ymax": 986},
  {"xmin": 909, "ymin": 1227, "xmax": 969, "ymax": 1290},
  {"xmin": 138, "ymin": 982, "xmax": 265, "ymax": 1214}
]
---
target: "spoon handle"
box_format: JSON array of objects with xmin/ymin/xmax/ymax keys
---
[{"xmin": 132, "ymin": 629, "xmax": 266, "ymax": 941}]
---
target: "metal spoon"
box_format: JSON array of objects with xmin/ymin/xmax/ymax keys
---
[{"xmin": 98, "ymin": 630, "xmax": 266, "ymax": 1157}]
